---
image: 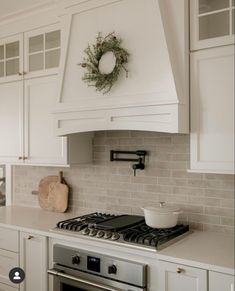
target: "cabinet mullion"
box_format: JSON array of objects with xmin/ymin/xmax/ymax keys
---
[{"xmin": 198, "ymin": 7, "xmax": 230, "ymax": 17}]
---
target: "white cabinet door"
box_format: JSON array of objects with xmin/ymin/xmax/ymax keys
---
[
  {"xmin": 209, "ymin": 271, "xmax": 234, "ymax": 291},
  {"xmin": 190, "ymin": 0, "xmax": 235, "ymax": 50},
  {"xmin": 0, "ymin": 282, "xmax": 18, "ymax": 291},
  {"xmin": 24, "ymin": 75, "xmax": 68, "ymax": 165},
  {"xmin": 190, "ymin": 45, "xmax": 234, "ymax": 174},
  {"xmin": 20, "ymin": 232, "xmax": 47, "ymax": 291},
  {"xmin": 24, "ymin": 24, "xmax": 61, "ymax": 79},
  {"xmin": 158, "ymin": 260, "xmax": 207, "ymax": 291},
  {"xmin": 0, "ymin": 34, "xmax": 24, "ymax": 84},
  {"xmin": 0, "ymin": 81, "xmax": 24, "ymax": 163},
  {"xmin": 0, "ymin": 249, "xmax": 19, "ymax": 287}
]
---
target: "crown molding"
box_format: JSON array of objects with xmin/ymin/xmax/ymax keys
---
[{"xmin": 0, "ymin": 0, "xmax": 58, "ymax": 25}]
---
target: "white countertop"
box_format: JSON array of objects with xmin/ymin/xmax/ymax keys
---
[
  {"xmin": 0, "ymin": 206, "xmax": 234, "ymax": 275},
  {"xmin": 0, "ymin": 205, "xmax": 77, "ymax": 234},
  {"xmin": 158, "ymin": 230, "xmax": 234, "ymax": 275}
]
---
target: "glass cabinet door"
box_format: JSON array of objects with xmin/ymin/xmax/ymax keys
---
[
  {"xmin": 0, "ymin": 34, "xmax": 23, "ymax": 83},
  {"xmin": 191, "ymin": 0, "xmax": 235, "ymax": 50},
  {"xmin": 24, "ymin": 24, "xmax": 61, "ymax": 78}
]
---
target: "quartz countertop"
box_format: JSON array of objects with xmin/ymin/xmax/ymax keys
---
[
  {"xmin": 0, "ymin": 205, "xmax": 78, "ymax": 234},
  {"xmin": 158, "ymin": 230, "xmax": 234, "ymax": 275},
  {"xmin": 0, "ymin": 206, "xmax": 234, "ymax": 275}
]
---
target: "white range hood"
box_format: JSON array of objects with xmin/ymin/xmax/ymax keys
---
[{"xmin": 54, "ymin": 0, "xmax": 189, "ymax": 136}]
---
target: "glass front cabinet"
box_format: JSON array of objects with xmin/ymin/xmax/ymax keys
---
[
  {"xmin": 0, "ymin": 34, "xmax": 23, "ymax": 83},
  {"xmin": 190, "ymin": 0, "xmax": 235, "ymax": 50},
  {"xmin": 0, "ymin": 23, "xmax": 60, "ymax": 83},
  {"xmin": 24, "ymin": 24, "xmax": 61, "ymax": 79}
]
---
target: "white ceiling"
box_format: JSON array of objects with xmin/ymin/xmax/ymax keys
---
[{"xmin": 0, "ymin": 0, "xmax": 56, "ymax": 18}]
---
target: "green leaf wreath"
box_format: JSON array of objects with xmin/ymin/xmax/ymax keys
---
[{"xmin": 79, "ymin": 32, "xmax": 129, "ymax": 94}]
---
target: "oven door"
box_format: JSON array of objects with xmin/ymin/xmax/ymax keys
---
[{"xmin": 48, "ymin": 267, "xmax": 146, "ymax": 291}]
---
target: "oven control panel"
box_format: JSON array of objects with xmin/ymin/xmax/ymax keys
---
[{"xmin": 53, "ymin": 244, "xmax": 146, "ymax": 287}]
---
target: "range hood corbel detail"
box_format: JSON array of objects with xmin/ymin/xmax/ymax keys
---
[{"xmin": 54, "ymin": 0, "xmax": 189, "ymax": 136}]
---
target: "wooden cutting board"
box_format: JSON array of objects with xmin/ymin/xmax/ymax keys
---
[{"xmin": 38, "ymin": 171, "xmax": 69, "ymax": 213}]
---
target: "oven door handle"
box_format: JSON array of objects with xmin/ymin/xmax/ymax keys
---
[{"xmin": 48, "ymin": 268, "xmax": 122, "ymax": 291}]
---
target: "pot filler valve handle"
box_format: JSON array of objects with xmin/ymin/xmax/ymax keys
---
[{"xmin": 132, "ymin": 157, "xmax": 145, "ymax": 176}]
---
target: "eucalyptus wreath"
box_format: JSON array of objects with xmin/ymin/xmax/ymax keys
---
[{"xmin": 79, "ymin": 32, "xmax": 129, "ymax": 94}]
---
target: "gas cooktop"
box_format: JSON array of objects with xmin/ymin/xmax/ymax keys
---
[{"xmin": 54, "ymin": 212, "xmax": 190, "ymax": 251}]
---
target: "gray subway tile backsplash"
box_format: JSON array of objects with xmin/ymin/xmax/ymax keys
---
[{"xmin": 13, "ymin": 131, "xmax": 234, "ymax": 233}]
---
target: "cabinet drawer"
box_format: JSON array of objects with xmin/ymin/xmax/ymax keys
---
[
  {"xmin": 0, "ymin": 249, "xmax": 18, "ymax": 287},
  {"xmin": 0, "ymin": 227, "xmax": 19, "ymax": 252},
  {"xmin": 0, "ymin": 282, "xmax": 18, "ymax": 291}
]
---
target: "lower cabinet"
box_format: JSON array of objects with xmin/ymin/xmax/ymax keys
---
[
  {"xmin": 0, "ymin": 227, "xmax": 234, "ymax": 291},
  {"xmin": 0, "ymin": 249, "xmax": 19, "ymax": 289},
  {"xmin": 0, "ymin": 282, "xmax": 18, "ymax": 291},
  {"xmin": 209, "ymin": 271, "xmax": 234, "ymax": 291},
  {"xmin": 19, "ymin": 232, "xmax": 47, "ymax": 291},
  {"xmin": 0, "ymin": 227, "xmax": 19, "ymax": 290},
  {"xmin": 158, "ymin": 260, "xmax": 207, "ymax": 291}
]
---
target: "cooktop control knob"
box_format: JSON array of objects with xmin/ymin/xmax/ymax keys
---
[
  {"xmin": 108, "ymin": 264, "xmax": 117, "ymax": 275},
  {"xmin": 89, "ymin": 229, "xmax": 97, "ymax": 237},
  {"xmin": 111, "ymin": 233, "xmax": 120, "ymax": 241},
  {"xmin": 72, "ymin": 255, "xmax": 80, "ymax": 265},
  {"xmin": 96, "ymin": 230, "xmax": 105, "ymax": 238},
  {"xmin": 104, "ymin": 231, "xmax": 112, "ymax": 239},
  {"xmin": 82, "ymin": 228, "xmax": 90, "ymax": 235}
]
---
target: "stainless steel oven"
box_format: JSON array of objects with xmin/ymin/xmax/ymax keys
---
[{"xmin": 48, "ymin": 245, "xmax": 147, "ymax": 291}]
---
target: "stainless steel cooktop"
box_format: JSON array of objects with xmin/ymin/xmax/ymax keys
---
[{"xmin": 52, "ymin": 212, "xmax": 191, "ymax": 251}]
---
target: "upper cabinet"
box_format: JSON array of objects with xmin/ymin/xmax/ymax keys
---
[
  {"xmin": 54, "ymin": 0, "xmax": 189, "ymax": 135},
  {"xmin": 0, "ymin": 22, "xmax": 93, "ymax": 166},
  {"xmin": 0, "ymin": 34, "xmax": 23, "ymax": 83},
  {"xmin": 24, "ymin": 24, "xmax": 61, "ymax": 79},
  {"xmin": 0, "ymin": 24, "xmax": 61, "ymax": 84},
  {"xmin": 190, "ymin": 0, "xmax": 235, "ymax": 174},
  {"xmin": 190, "ymin": 0, "xmax": 235, "ymax": 50},
  {"xmin": 190, "ymin": 45, "xmax": 234, "ymax": 174},
  {"xmin": 0, "ymin": 73, "xmax": 93, "ymax": 166},
  {"xmin": 0, "ymin": 81, "xmax": 23, "ymax": 163}
]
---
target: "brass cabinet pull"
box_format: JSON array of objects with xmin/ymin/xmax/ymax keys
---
[
  {"xmin": 23, "ymin": 72, "xmax": 27, "ymax": 75},
  {"xmin": 18, "ymin": 156, "xmax": 23, "ymax": 160},
  {"xmin": 176, "ymin": 267, "xmax": 184, "ymax": 274},
  {"xmin": 18, "ymin": 72, "xmax": 23, "ymax": 76},
  {"xmin": 28, "ymin": 235, "xmax": 34, "ymax": 240},
  {"xmin": 23, "ymin": 156, "xmax": 28, "ymax": 160}
]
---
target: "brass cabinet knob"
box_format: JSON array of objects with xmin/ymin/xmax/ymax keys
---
[
  {"xmin": 18, "ymin": 72, "xmax": 23, "ymax": 76},
  {"xmin": 23, "ymin": 156, "xmax": 28, "ymax": 160},
  {"xmin": 176, "ymin": 267, "xmax": 184, "ymax": 274},
  {"xmin": 18, "ymin": 156, "xmax": 23, "ymax": 160},
  {"xmin": 23, "ymin": 72, "xmax": 27, "ymax": 75},
  {"xmin": 28, "ymin": 235, "xmax": 34, "ymax": 240}
]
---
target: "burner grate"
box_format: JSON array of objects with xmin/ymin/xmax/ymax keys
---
[
  {"xmin": 56, "ymin": 212, "xmax": 116, "ymax": 231},
  {"xmin": 121, "ymin": 224, "xmax": 189, "ymax": 248}
]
